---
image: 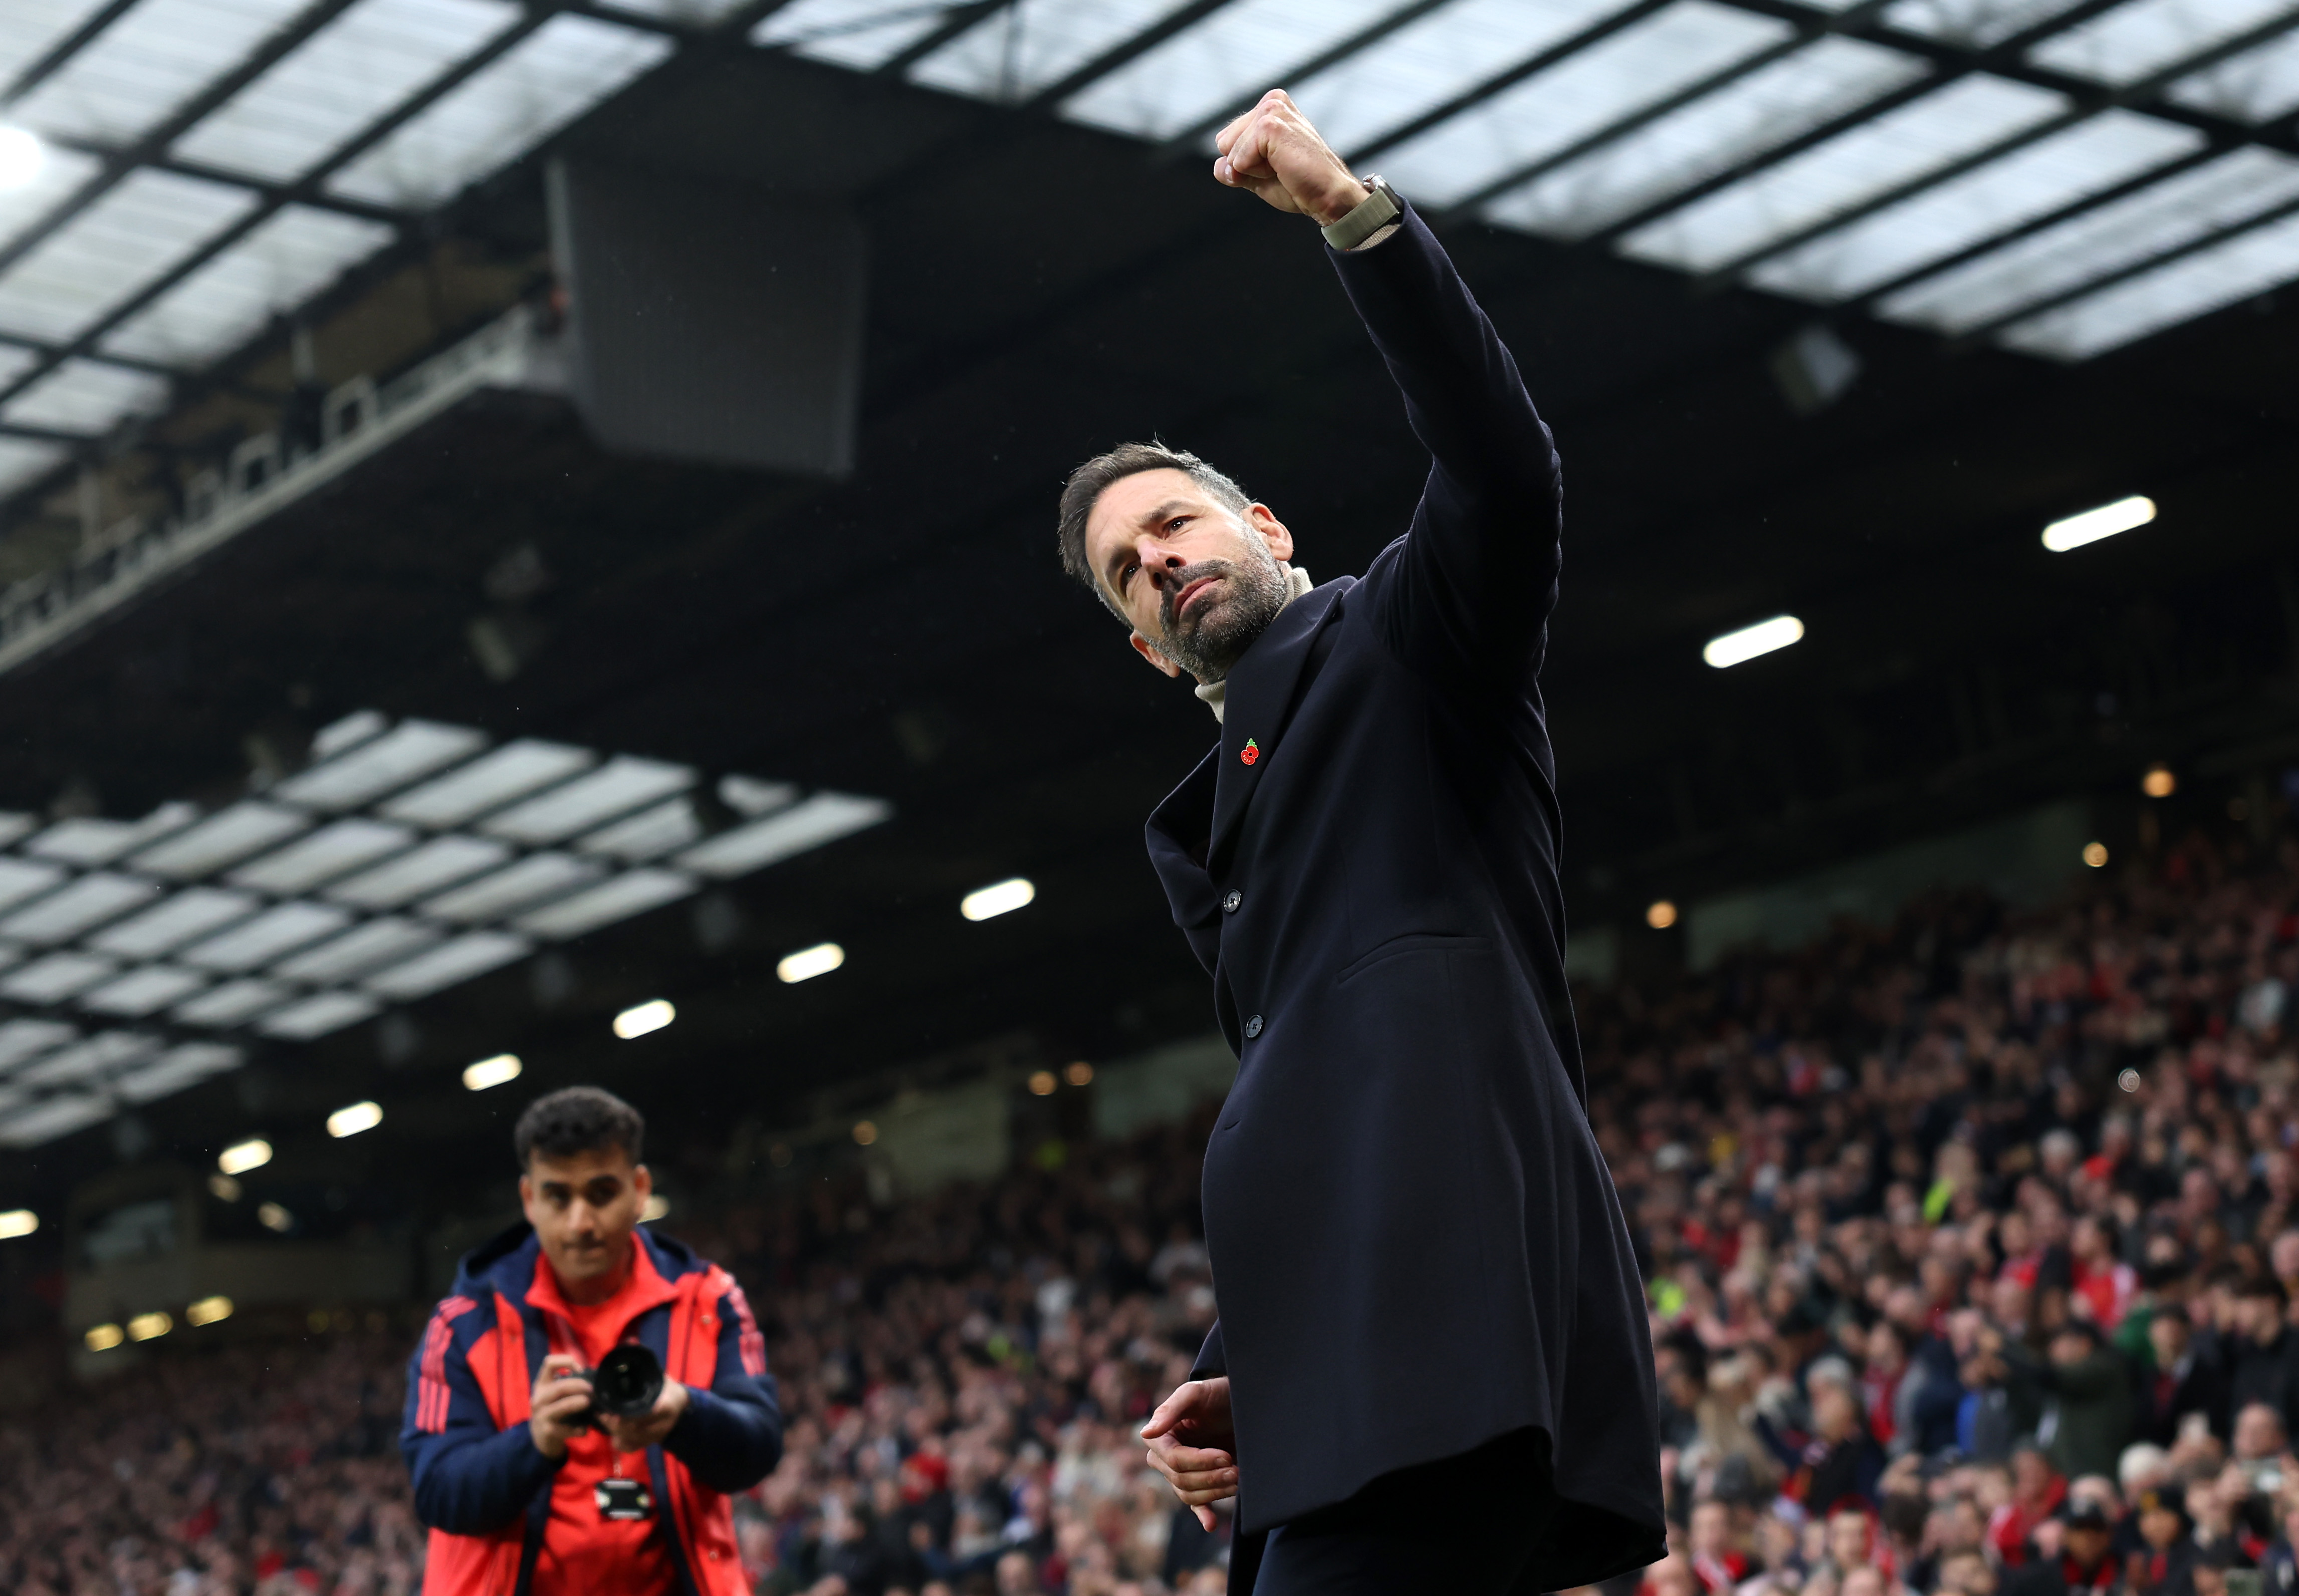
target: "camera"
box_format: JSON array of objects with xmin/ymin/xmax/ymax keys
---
[{"xmin": 577, "ymin": 1342, "xmax": 664, "ymax": 1427}]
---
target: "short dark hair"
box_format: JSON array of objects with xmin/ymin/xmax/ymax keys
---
[
  {"xmin": 1055, "ymin": 442, "xmax": 1252, "ymax": 603},
  {"xmin": 514, "ymin": 1086, "xmax": 644, "ymax": 1169}
]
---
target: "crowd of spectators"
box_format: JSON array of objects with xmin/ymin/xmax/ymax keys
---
[{"xmin": 4, "ymin": 808, "xmax": 2295, "ymax": 1596}]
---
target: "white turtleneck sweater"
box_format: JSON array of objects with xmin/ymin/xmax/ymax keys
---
[{"xmin": 1193, "ymin": 564, "xmax": 1315, "ymax": 723}]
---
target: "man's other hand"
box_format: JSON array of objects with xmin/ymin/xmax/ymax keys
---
[
  {"xmin": 1142, "ymin": 1377, "xmax": 1239, "ymax": 1531},
  {"xmin": 529, "ymin": 1353, "xmax": 594, "ymax": 1459},
  {"xmin": 1212, "ymin": 91, "xmax": 1369, "ymax": 227},
  {"xmin": 601, "ymin": 1376, "xmax": 691, "ymax": 1454}
]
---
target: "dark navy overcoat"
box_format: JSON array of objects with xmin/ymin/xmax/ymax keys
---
[{"xmin": 1144, "ymin": 204, "xmax": 1667, "ymax": 1590}]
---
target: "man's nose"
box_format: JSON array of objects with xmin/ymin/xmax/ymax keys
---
[{"xmin": 1138, "ymin": 543, "xmax": 1186, "ymax": 588}]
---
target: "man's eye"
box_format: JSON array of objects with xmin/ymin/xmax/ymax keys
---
[{"xmin": 1167, "ymin": 517, "xmax": 1188, "ymax": 533}]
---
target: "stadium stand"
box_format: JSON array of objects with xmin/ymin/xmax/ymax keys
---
[{"xmin": 5, "ymin": 813, "xmax": 2296, "ymax": 1596}]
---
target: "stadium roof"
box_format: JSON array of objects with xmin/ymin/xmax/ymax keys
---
[{"xmin": 0, "ymin": 0, "xmax": 2294, "ymax": 506}]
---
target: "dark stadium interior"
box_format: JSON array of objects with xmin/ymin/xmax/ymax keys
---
[{"xmin": 1, "ymin": 2, "xmax": 2297, "ymax": 1592}]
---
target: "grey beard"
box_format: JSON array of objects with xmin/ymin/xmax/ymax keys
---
[{"xmin": 1152, "ymin": 547, "xmax": 1290, "ymax": 682}]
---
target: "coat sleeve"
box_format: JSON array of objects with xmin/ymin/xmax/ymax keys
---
[
  {"xmin": 1191, "ymin": 1320, "xmax": 1226, "ymax": 1381},
  {"xmin": 1325, "ymin": 202, "xmax": 1563, "ymax": 693},
  {"xmin": 663, "ymin": 1277, "xmax": 784, "ymax": 1494},
  {"xmin": 400, "ymin": 1296, "xmax": 562, "ymax": 1533}
]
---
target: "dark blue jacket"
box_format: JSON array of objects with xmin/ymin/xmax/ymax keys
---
[{"xmin": 1146, "ymin": 203, "xmax": 1666, "ymax": 1589}]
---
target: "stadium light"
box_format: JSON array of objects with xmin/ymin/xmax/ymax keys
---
[
  {"xmin": 614, "ymin": 999, "xmax": 674, "ymax": 1038},
  {"xmin": 186, "ymin": 1296, "xmax": 233, "ymax": 1327},
  {"xmin": 85, "ymin": 1323, "xmax": 123, "ymax": 1351},
  {"xmin": 1646, "ymin": 900, "xmax": 1679, "ymax": 930},
  {"xmin": 0, "ymin": 1209, "xmax": 36, "ymax": 1240},
  {"xmin": 258, "ymin": 1202, "xmax": 293, "ymax": 1232},
  {"xmin": 961, "ymin": 878, "xmax": 1035, "ymax": 921},
  {"xmin": 1028, "ymin": 1070, "xmax": 1057, "ymax": 1096},
  {"xmin": 327, "ymin": 1100, "xmax": 382, "ymax": 1138},
  {"xmin": 207, "ymin": 1175, "xmax": 241, "ymax": 1202},
  {"xmin": 1703, "ymin": 615, "xmax": 1804, "ymax": 669},
  {"xmin": 2083, "ymin": 841, "xmax": 2110, "ymax": 868},
  {"xmin": 128, "ymin": 1311, "xmax": 172, "ymax": 1341},
  {"xmin": 777, "ymin": 943, "xmax": 844, "ymax": 984},
  {"xmin": 0, "ymin": 128, "xmax": 44, "ymax": 192},
  {"xmin": 2042, "ymin": 495, "xmax": 2154, "ymax": 552},
  {"xmin": 1065, "ymin": 1062, "xmax": 1094, "ymax": 1086},
  {"xmin": 2141, "ymin": 764, "xmax": 2176, "ymax": 798},
  {"xmin": 218, "ymin": 1137, "xmax": 272, "ymax": 1175},
  {"xmin": 463, "ymin": 1053, "xmax": 522, "ymax": 1091},
  {"xmin": 852, "ymin": 1121, "xmax": 877, "ymax": 1146}
]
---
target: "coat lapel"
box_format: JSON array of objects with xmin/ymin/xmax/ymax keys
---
[{"xmin": 1209, "ymin": 578, "xmax": 1350, "ymax": 867}]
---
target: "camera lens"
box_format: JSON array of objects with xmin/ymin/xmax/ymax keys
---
[{"xmin": 592, "ymin": 1343, "xmax": 663, "ymax": 1417}]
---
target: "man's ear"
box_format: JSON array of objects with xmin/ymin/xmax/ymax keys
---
[
  {"xmin": 1246, "ymin": 503, "xmax": 1294, "ymax": 564},
  {"xmin": 632, "ymin": 1163, "xmax": 652, "ymax": 1202},
  {"xmin": 1129, "ymin": 632, "xmax": 1184, "ymax": 678}
]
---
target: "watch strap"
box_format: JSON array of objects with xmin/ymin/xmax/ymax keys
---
[{"xmin": 1321, "ymin": 176, "xmax": 1403, "ymax": 252}]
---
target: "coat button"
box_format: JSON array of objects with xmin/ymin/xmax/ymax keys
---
[
  {"xmin": 1244, "ymin": 1014, "xmax": 1263, "ymax": 1039},
  {"xmin": 1222, "ymin": 890, "xmax": 1242, "ymax": 914}
]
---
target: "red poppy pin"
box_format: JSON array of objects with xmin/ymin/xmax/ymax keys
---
[{"xmin": 1240, "ymin": 739, "xmax": 1260, "ymax": 766}]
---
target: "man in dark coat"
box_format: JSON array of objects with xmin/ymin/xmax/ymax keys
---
[{"xmin": 1054, "ymin": 90, "xmax": 1666, "ymax": 1594}]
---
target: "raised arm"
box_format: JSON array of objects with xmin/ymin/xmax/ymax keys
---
[{"xmin": 1215, "ymin": 92, "xmax": 1564, "ymax": 687}]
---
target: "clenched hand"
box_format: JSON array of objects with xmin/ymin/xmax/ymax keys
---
[{"xmin": 1212, "ymin": 90, "xmax": 1370, "ymax": 226}]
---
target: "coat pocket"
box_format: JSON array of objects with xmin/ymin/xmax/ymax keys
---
[{"xmin": 1334, "ymin": 931, "xmax": 1486, "ymax": 987}]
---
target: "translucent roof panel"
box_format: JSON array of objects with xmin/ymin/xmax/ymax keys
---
[
  {"xmin": 481, "ymin": 755, "xmax": 692, "ymax": 844},
  {"xmin": 2028, "ymin": 0, "xmax": 2295, "ymax": 88},
  {"xmin": 752, "ymin": 0, "xmax": 966, "ymax": 71},
  {"xmin": 1061, "ymin": 0, "xmax": 1402, "ymax": 139},
  {"xmin": 178, "ymin": 900, "xmax": 354, "ymax": 971},
  {"xmin": 0, "ymin": 3, "xmax": 123, "ymax": 87},
  {"xmin": 1373, "ymin": 3, "xmax": 1795, "ymax": 208},
  {"xmin": 227, "ymin": 817, "xmax": 415, "ymax": 894},
  {"xmin": 1293, "ymin": 0, "xmax": 1651, "ymax": 157},
  {"xmin": 1, "ymin": 950, "xmax": 118, "ymax": 1003},
  {"xmin": 0, "ymin": 1092, "xmax": 110, "ymax": 1147},
  {"xmin": 516, "ymin": 867, "xmax": 694, "ymax": 940},
  {"xmin": 1880, "ymin": 147, "xmax": 2299, "ymax": 332},
  {"xmin": 1750, "ymin": 109, "xmax": 2203, "ymax": 300},
  {"xmin": 2170, "ymin": 25, "xmax": 2299, "ymax": 121},
  {"xmin": 0, "ymin": 1018, "xmax": 74, "ymax": 1073},
  {"xmin": 0, "ymin": 169, "xmax": 260, "ymax": 346},
  {"xmin": 1621, "ymin": 74, "xmax": 2066, "ymax": 273},
  {"xmin": 2001, "ymin": 206, "xmax": 2299, "ymax": 358},
  {"xmin": 678, "ymin": 791, "xmax": 891, "ymax": 878},
  {"xmin": 173, "ymin": 977, "xmax": 291, "ymax": 1027},
  {"xmin": 89, "ymin": 887, "xmax": 260, "ymax": 958},
  {"xmin": 328, "ymin": 13, "xmax": 674, "ymax": 208},
  {"xmin": 80, "ymin": 965, "xmax": 209, "ymax": 1017},
  {"xmin": 325, "ymin": 832, "xmax": 508, "ymax": 908},
  {"xmin": 0, "ymin": 872, "xmax": 161, "ymax": 945},
  {"xmin": 173, "ymin": 0, "xmax": 523, "ymax": 185},
  {"xmin": 0, "ymin": 439, "xmax": 67, "ymax": 496},
  {"xmin": 915, "ymin": 0, "xmax": 1195, "ymax": 106},
  {"xmin": 132, "ymin": 801, "xmax": 310, "ymax": 879},
  {"xmin": 18, "ymin": 1030, "xmax": 155, "ymax": 1088},
  {"xmin": 10, "ymin": 0, "xmax": 312, "ymax": 147},
  {"xmin": 577, "ymin": 796, "xmax": 702, "ymax": 862},
  {"xmin": 0, "ymin": 856, "xmax": 67, "ymax": 915},
  {"xmin": 598, "ymin": 0, "xmax": 755, "ymax": 21},
  {"xmin": 380, "ymin": 739, "xmax": 593, "ymax": 828},
  {"xmin": 272, "ymin": 916, "xmax": 440, "ymax": 983},
  {"xmin": 275, "ymin": 718, "xmax": 487, "ymax": 809},
  {"xmin": 25, "ymin": 803, "xmax": 196, "ymax": 865},
  {"xmin": 115, "ymin": 1042, "xmax": 243, "ymax": 1103},
  {"xmin": 1884, "ymin": 0, "xmax": 2101, "ymax": 47},
  {"xmin": 1487, "ymin": 38, "xmax": 1926, "ymax": 240},
  {"xmin": 421, "ymin": 852, "xmax": 599, "ymax": 923},
  {"xmin": 2, "ymin": 359, "xmax": 171, "ymax": 436},
  {"xmin": 103, "ymin": 206, "xmax": 397, "ymax": 369},
  {"xmin": 0, "ymin": 141, "xmax": 103, "ymax": 259},
  {"xmin": 256, "ymin": 989, "xmax": 379, "ymax": 1040},
  {"xmin": 363, "ymin": 929, "xmax": 527, "ymax": 999}
]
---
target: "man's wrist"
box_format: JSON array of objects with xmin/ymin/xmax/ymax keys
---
[{"xmin": 1311, "ymin": 177, "xmax": 1372, "ymax": 228}]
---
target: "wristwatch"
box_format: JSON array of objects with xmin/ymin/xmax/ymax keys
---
[{"xmin": 1321, "ymin": 175, "xmax": 1403, "ymax": 252}]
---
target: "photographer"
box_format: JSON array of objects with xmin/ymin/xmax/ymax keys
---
[{"xmin": 400, "ymin": 1086, "xmax": 783, "ymax": 1594}]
